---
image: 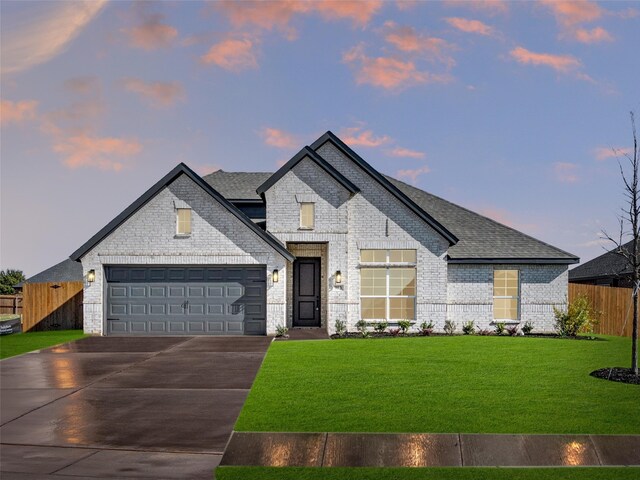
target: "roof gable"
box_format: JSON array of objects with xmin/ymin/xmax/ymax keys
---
[
  {"xmin": 310, "ymin": 131, "xmax": 458, "ymax": 246},
  {"xmin": 70, "ymin": 163, "xmax": 294, "ymax": 262},
  {"xmin": 256, "ymin": 146, "xmax": 359, "ymax": 196}
]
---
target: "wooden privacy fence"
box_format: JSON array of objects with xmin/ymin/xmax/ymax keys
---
[
  {"xmin": 569, "ymin": 283, "xmax": 636, "ymax": 337},
  {"xmin": 0, "ymin": 294, "xmax": 22, "ymax": 315},
  {"xmin": 22, "ymin": 282, "xmax": 83, "ymax": 332}
]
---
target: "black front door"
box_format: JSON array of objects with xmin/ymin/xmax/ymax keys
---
[{"xmin": 293, "ymin": 258, "xmax": 321, "ymax": 327}]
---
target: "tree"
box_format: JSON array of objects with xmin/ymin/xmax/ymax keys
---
[
  {"xmin": 0, "ymin": 269, "xmax": 26, "ymax": 295},
  {"xmin": 602, "ymin": 111, "xmax": 639, "ymax": 376}
]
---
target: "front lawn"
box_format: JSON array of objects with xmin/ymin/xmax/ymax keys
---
[
  {"xmin": 235, "ymin": 335, "xmax": 639, "ymax": 434},
  {"xmin": 0, "ymin": 330, "xmax": 86, "ymax": 359},
  {"xmin": 217, "ymin": 467, "xmax": 640, "ymax": 480}
]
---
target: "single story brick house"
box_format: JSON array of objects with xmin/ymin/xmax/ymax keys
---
[{"xmin": 70, "ymin": 131, "xmax": 578, "ymax": 336}]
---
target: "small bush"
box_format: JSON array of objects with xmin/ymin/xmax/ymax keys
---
[
  {"xmin": 553, "ymin": 295, "xmax": 598, "ymax": 337},
  {"xmin": 477, "ymin": 328, "xmax": 492, "ymax": 336},
  {"xmin": 494, "ymin": 322, "xmax": 506, "ymax": 335},
  {"xmin": 334, "ymin": 319, "xmax": 347, "ymax": 337},
  {"xmin": 506, "ymin": 325, "xmax": 519, "ymax": 336},
  {"xmin": 373, "ymin": 321, "xmax": 388, "ymax": 333},
  {"xmin": 389, "ymin": 328, "xmax": 401, "ymax": 336},
  {"xmin": 275, "ymin": 324, "xmax": 288, "ymax": 338},
  {"xmin": 356, "ymin": 319, "xmax": 369, "ymax": 338},
  {"xmin": 443, "ymin": 320, "xmax": 456, "ymax": 336},
  {"xmin": 522, "ymin": 321, "xmax": 534, "ymax": 335},
  {"xmin": 462, "ymin": 320, "xmax": 475, "ymax": 335},
  {"xmin": 397, "ymin": 320, "xmax": 411, "ymax": 334},
  {"xmin": 419, "ymin": 321, "xmax": 434, "ymax": 336}
]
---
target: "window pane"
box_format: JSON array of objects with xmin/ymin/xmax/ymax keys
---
[
  {"xmin": 389, "ymin": 268, "xmax": 416, "ymax": 296},
  {"xmin": 389, "ymin": 249, "xmax": 416, "ymax": 263},
  {"xmin": 177, "ymin": 209, "xmax": 191, "ymax": 235},
  {"xmin": 493, "ymin": 298, "xmax": 518, "ymax": 320},
  {"xmin": 362, "ymin": 298, "xmax": 386, "ymax": 319},
  {"xmin": 360, "ymin": 250, "xmax": 386, "ymax": 263},
  {"xmin": 300, "ymin": 203, "xmax": 314, "ymax": 228},
  {"xmin": 389, "ymin": 298, "xmax": 415, "ymax": 320},
  {"xmin": 361, "ymin": 268, "xmax": 386, "ymax": 296}
]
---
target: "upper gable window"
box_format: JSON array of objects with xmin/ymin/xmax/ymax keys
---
[
  {"xmin": 176, "ymin": 208, "xmax": 192, "ymax": 235},
  {"xmin": 300, "ymin": 202, "xmax": 315, "ymax": 230}
]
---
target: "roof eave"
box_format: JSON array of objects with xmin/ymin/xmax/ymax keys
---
[{"xmin": 448, "ymin": 257, "xmax": 580, "ymax": 265}]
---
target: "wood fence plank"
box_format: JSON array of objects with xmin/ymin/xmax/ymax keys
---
[
  {"xmin": 569, "ymin": 283, "xmax": 636, "ymax": 337},
  {"xmin": 22, "ymin": 282, "xmax": 83, "ymax": 332}
]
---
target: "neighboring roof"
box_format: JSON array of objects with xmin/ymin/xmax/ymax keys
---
[
  {"xmin": 569, "ymin": 241, "xmax": 632, "ymax": 281},
  {"xmin": 202, "ymin": 171, "xmax": 272, "ymax": 201},
  {"xmin": 70, "ymin": 163, "xmax": 295, "ymax": 262},
  {"xmin": 16, "ymin": 258, "xmax": 82, "ymax": 288},
  {"xmin": 310, "ymin": 131, "xmax": 458, "ymax": 246},
  {"xmin": 256, "ymin": 146, "xmax": 360, "ymax": 196}
]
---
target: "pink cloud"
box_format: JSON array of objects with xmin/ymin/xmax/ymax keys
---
[
  {"xmin": 125, "ymin": 12, "xmax": 178, "ymax": 50},
  {"xmin": 343, "ymin": 44, "xmax": 451, "ymax": 91},
  {"xmin": 383, "ymin": 23, "xmax": 455, "ymax": 67},
  {"xmin": 387, "ymin": 146, "xmax": 425, "ymax": 159},
  {"xmin": 553, "ymin": 162, "xmax": 579, "ymax": 183},
  {"xmin": 53, "ymin": 132, "xmax": 142, "ymax": 172},
  {"xmin": 193, "ymin": 164, "xmax": 221, "ymax": 175},
  {"xmin": 443, "ymin": 0, "xmax": 508, "ymax": 15},
  {"xmin": 122, "ymin": 78, "xmax": 185, "ymax": 108},
  {"xmin": 446, "ymin": 17, "xmax": 495, "ymax": 36},
  {"xmin": 510, "ymin": 46, "xmax": 581, "ymax": 73},
  {"xmin": 396, "ymin": 165, "xmax": 431, "ymax": 184},
  {"xmin": 340, "ymin": 126, "xmax": 391, "ymax": 148},
  {"xmin": 201, "ymin": 37, "xmax": 258, "ymax": 71},
  {"xmin": 64, "ymin": 76, "xmax": 100, "ymax": 95},
  {"xmin": 313, "ymin": 1, "xmax": 383, "ymax": 27},
  {"xmin": 573, "ymin": 27, "xmax": 613, "ymax": 43},
  {"xmin": 261, "ymin": 128, "xmax": 298, "ymax": 149},
  {"xmin": 1, "ymin": 99, "xmax": 38, "ymax": 126},
  {"xmin": 595, "ymin": 146, "xmax": 633, "ymax": 161},
  {"xmin": 540, "ymin": 0, "xmax": 602, "ymax": 27}
]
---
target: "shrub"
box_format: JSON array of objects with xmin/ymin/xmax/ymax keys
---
[
  {"xmin": 443, "ymin": 320, "xmax": 456, "ymax": 335},
  {"xmin": 389, "ymin": 328, "xmax": 401, "ymax": 336},
  {"xmin": 477, "ymin": 328, "xmax": 492, "ymax": 336},
  {"xmin": 334, "ymin": 319, "xmax": 347, "ymax": 337},
  {"xmin": 397, "ymin": 320, "xmax": 411, "ymax": 334},
  {"xmin": 419, "ymin": 321, "xmax": 434, "ymax": 336},
  {"xmin": 462, "ymin": 321, "xmax": 475, "ymax": 335},
  {"xmin": 275, "ymin": 324, "xmax": 288, "ymax": 338},
  {"xmin": 373, "ymin": 321, "xmax": 388, "ymax": 333},
  {"xmin": 522, "ymin": 321, "xmax": 534, "ymax": 335},
  {"xmin": 494, "ymin": 322, "xmax": 506, "ymax": 335},
  {"xmin": 356, "ymin": 319, "xmax": 369, "ymax": 338},
  {"xmin": 553, "ymin": 294, "xmax": 598, "ymax": 337},
  {"xmin": 506, "ymin": 325, "xmax": 520, "ymax": 336}
]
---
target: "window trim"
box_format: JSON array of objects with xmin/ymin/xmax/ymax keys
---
[
  {"xmin": 299, "ymin": 202, "xmax": 315, "ymax": 230},
  {"xmin": 492, "ymin": 269, "xmax": 520, "ymax": 322},
  {"xmin": 176, "ymin": 207, "xmax": 192, "ymax": 236}
]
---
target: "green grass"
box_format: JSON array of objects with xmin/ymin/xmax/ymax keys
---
[
  {"xmin": 216, "ymin": 467, "xmax": 640, "ymax": 480},
  {"xmin": 0, "ymin": 330, "xmax": 86, "ymax": 359},
  {"xmin": 235, "ymin": 336, "xmax": 639, "ymax": 434}
]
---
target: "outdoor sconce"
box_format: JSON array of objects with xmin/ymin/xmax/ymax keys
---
[
  {"xmin": 87, "ymin": 269, "xmax": 96, "ymax": 283},
  {"xmin": 335, "ymin": 270, "xmax": 342, "ymax": 284},
  {"xmin": 272, "ymin": 269, "xmax": 279, "ymax": 283}
]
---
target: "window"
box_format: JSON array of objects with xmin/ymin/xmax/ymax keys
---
[
  {"xmin": 176, "ymin": 208, "xmax": 191, "ymax": 235},
  {"xmin": 300, "ymin": 202, "xmax": 314, "ymax": 229},
  {"xmin": 493, "ymin": 269, "xmax": 519, "ymax": 320},
  {"xmin": 360, "ymin": 249, "xmax": 416, "ymax": 321}
]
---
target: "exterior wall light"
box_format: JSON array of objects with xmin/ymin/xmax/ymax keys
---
[
  {"xmin": 87, "ymin": 269, "xmax": 96, "ymax": 283},
  {"xmin": 335, "ymin": 270, "xmax": 342, "ymax": 284},
  {"xmin": 272, "ymin": 269, "xmax": 279, "ymax": 283}
]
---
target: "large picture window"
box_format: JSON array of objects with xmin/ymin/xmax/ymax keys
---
[
  {"xmin": 493, "ymin": 269, "xmax": 519, "ymax": 320},
  {"xmin": 360, "ymin": 249, "xmax": 416, "ymax": 321}
]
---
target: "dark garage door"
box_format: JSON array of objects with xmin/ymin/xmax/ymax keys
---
[{"xmin": 105, "ymin": 265, "xmax": 266, "ymax": 335}]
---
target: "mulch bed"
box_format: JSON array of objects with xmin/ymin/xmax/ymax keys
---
[
  {"xmin": 590, "ymin": 367, "xmax": 640, "ymax": 385},
  {"xmin": 329, "ymin": 332, "xmax": 602, "ymax": 340}
]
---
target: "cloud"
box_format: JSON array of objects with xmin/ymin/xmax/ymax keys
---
[
  {"xmin": 1, "ymin": 1, "xmax": 107, "ymax": 74},
  {"xmin": 553, "ymin": 162, "xmax": 579, "ymax": 183},
  {"xmin": 64, "ymin": 76, "xmax": 101, "ymax": 95},
  {"xmin": 340, "ymin": 125, "xmax": 391, "ymax": 148},
  {"xmin": 122, "ymin": 78, "xmax": 185, "ymax": 108},
  {"xmin": 446, "ymin": 17, "xmax": 495, "ymax": 36},
  {"xmin": 383, "ymin": 23, "xmax": 455, "ymax": 66},
  {"xmin": 313, "ymin": 1, "xmax": 383, "ymax": 27},
  {"xmin": 1, "ymin": 99, "xmax": 38, "ymax": 126},
  {"xmin": 573, "ymin": 27, "xmax": 613, "ymax": 43},
  {"xmin": 343, "ymin": 44, "xmax": 451, "ymax": 91},
  {"xmin": 595, "ymin": 146, "xmax": 633, "ymax": 161},
  {"xmin": 396, "ymin": 165, "xmax": 431, "ymax": 184},
  {"xmin": 443, "ymin": 0, "xmax": 508, "ymax": 15},
  {"xmin": 125, "ymin": 12, "xmax": 178, "ymax": 50},
  {"xmin": 387, "ymin": 147, "xmax": 425, "ymax": 159},
  {"xmin": 201, "ymin": 37, "xmax": 258, "ymax": 71},
  {"xmin": 261, "ymin": 128, "xmax": 298, "ymax": 149},
  {"xmin": 53, "ymin": 132, "xmax": 142, "ymax": 172},
  {"xmin": 510, "ymin": 46, "xmax": 581, "ymax": 73},
  {"xmin": 477, "ymin": 206, "xmax": 539, "ymax": 232},
  {"xmin": 193, "ymin": 164, "xmax": 222, "ymax": 175}
]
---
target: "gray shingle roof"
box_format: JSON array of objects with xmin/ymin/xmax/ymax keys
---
[
  {"xmin": 20, "ymin": 258, "xmax": 82, "ymax": 286},
  {"xmin": 204, "ymin": 170, "xmax": 578, "ymax": 263},
  {"xmin": 569, "ymin": 241, "xmax": 632, "ymax": 281}
]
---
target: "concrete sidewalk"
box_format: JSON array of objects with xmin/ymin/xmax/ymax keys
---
[{"xmin": 221, "ymin": 432, "xmax": 640, "ymax": 468}]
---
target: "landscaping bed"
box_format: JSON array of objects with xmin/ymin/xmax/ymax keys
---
[{"xmin": 591, "ymin": 367, "xmax": 640, "ymax": 385}]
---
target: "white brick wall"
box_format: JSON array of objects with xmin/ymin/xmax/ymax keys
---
[{"xmin": 80, "ymin": 174, "xmax": 288, "ymax": 335}]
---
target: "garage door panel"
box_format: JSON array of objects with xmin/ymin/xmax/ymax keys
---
[{"xmin": 105, "ymin": 265, "xmax": 266, "ymax": 335}]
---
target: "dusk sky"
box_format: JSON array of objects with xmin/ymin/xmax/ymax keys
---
[{"xmin": 1, "ymin": 0, "xmax": 639, "ymax": 277}]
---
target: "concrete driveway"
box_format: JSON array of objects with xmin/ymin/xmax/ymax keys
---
[{"xmin": 0, "ymin": 336, "xmax": 272, "ymax": 479}]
